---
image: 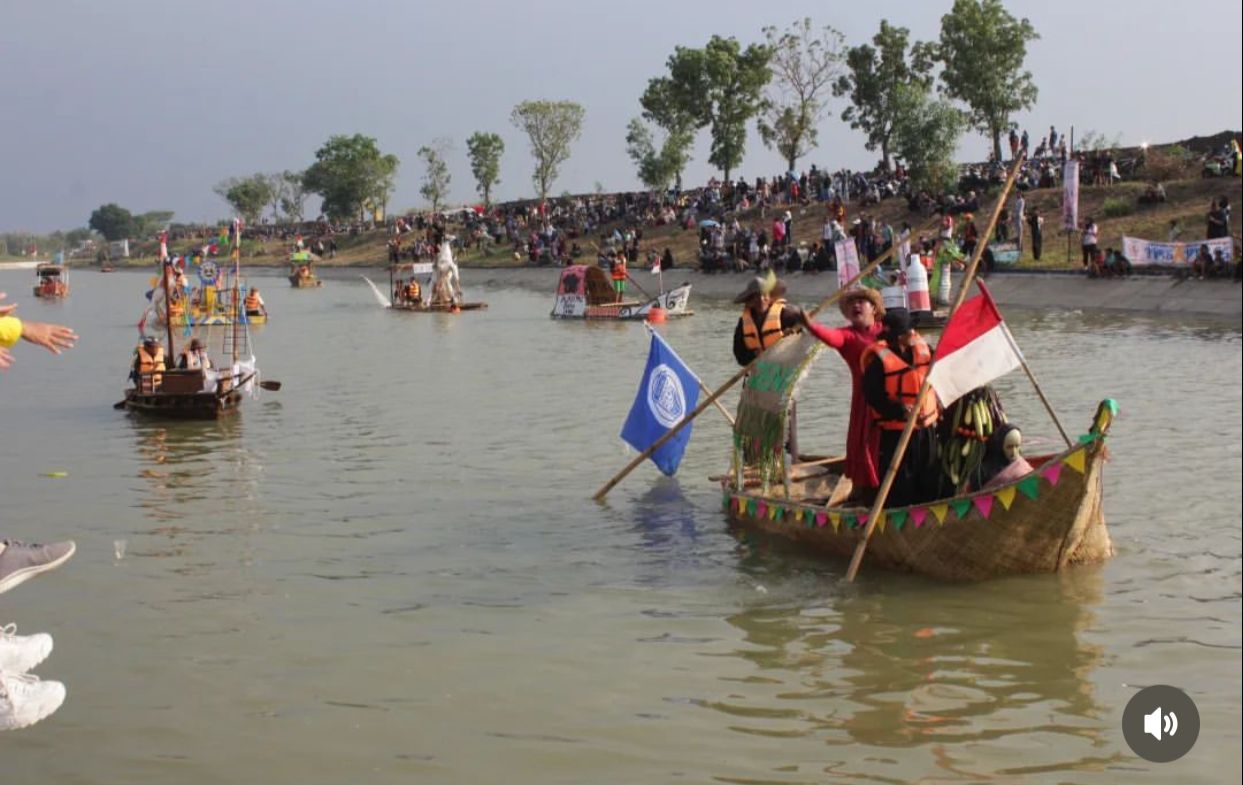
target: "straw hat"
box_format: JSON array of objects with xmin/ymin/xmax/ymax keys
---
[
  {"xmin": 837, "ymin": 287, "xmax": 885, "ymax": 318},
  {"xmin": 733, "ymin": 270, "xmax": 778, "ymax": 304}
]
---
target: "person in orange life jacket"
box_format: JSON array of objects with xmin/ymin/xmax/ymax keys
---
[
  {"xmin": 860, "ymin": 309, "xmax": 944, "ymax": 506},
  {"xmin": 177, "ymin": 338, "xmax": 212, "ymax": 370},
  {"xmin": 731, "ymin": 273, "xmax": 804, "ymax": 366},
  {"xmin": 405, "ymin": 278, "xmax": 422, "ymax": 306},
  {"xmin": 244, "ymin": 288, "xmax": 266, "ymax": 317},
  {"xmin": 131, "ymin": 336, "xmax": 166, "ymax": 391},
  {"xmin": 611, "ymin": 253, "xmax": 628, "ymax": 302}
]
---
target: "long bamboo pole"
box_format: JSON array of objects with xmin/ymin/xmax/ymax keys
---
[
  {"xmin": 592, "ymin": 223, "xmax": 936, "ymax": 502},
  {"xmin": 844, "ymin": 154, "xmax": 1026, "ymax": 583}
]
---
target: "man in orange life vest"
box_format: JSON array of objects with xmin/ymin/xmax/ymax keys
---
[
  {"xmin": 860, "ymin": 309, "xmax": 944, "ymax": 506},
  {"xmin": 732, "ymin": 272, "xmax": 805, "ymax": 366}
]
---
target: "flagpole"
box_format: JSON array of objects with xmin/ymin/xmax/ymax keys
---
[
  {"xmin": 592, "ymin": 220, "xmax": 939, "ymax": 502},
  {"xmin": 845, "ymin": 154, "xmax": 1026, "ymax": 583}
]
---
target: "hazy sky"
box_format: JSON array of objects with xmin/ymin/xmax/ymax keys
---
[{"xmin": 2, "ymin": 0, "xmax": 1240, "ymax": 232}]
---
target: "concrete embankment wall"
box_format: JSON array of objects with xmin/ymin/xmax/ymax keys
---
[{"xmin": 462, "ymin": 267, "xmax": 1243, "ymax": 322}]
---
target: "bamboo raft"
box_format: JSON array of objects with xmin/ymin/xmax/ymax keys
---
[{"xmin": 721, "ymin": 331, "xmax": 1116, "ymax": 582}]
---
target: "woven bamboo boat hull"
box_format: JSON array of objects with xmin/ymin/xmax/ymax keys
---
[
  {"xmin": 289, "ymin": 275, "xmax": 323, "ymax": 288},
  {"xmin": 724, "ymin": 409, "xmax": 1114, "ymax": 582}
]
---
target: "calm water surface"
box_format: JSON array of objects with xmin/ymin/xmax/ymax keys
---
[{"xmin": 2, "ymin": 269, "xmax": 1240, "ymax": 784}]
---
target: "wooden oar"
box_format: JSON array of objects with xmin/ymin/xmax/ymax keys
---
[
  {"xmin": 844, "ymin": 154, "xmax": 1027, "ymax": 584},
  {"xmin": 591, "ymin": 230, "xmax": 931, "ymax": 502}
]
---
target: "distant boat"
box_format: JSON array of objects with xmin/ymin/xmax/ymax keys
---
[
  {"xmin": 550, "ymin": 264, "xmax": 691, "ymax": 320},
  {"xmin": 288, "ymin": 251, "xmax": 323, "ymax": 288},
  {"xmin": 33, "ymin": 263, "xmax": 69, "ymax": 298},
  {"xmin": 388, "ymin": 261, "xmax": 487, "ymax": 313}
]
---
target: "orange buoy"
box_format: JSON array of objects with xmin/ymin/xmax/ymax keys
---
[{"xmin": 647, "ymin": 305, "xmax": 666, "ymax": 324}]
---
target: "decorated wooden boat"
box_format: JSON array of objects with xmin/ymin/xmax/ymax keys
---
[
  {"xmin": 122, "ymin": 367, "xmax": 248, "ymax": 419},
  {"xmin": 33, "ymin": 263, "xmax": 69, "ymax": 298},
  {"xmin": 289, "ymin": 251, "xmax": 323, "ymax": 288},
  {"xmin": 122, "ymin": 227, "xmax": 270, "ymax": 419},
  {"xmin": 154, "ymin": 262, "xmax": 268, "ymax": 326},
  {"xmin": 387, "ymin": 261, "xmax": 487, "ymax": 313},
  {"xmin": 551, "ymin": 265, "xmax": 691, "ymax": 320},
  {"xmin": 720, "ymin": 332, "xmax": 1115, "ymax": 581}
]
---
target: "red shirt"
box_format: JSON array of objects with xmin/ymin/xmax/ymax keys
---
[{"xmin": 804, "ymin": 319, "xmax": 884, "ymax": 489}]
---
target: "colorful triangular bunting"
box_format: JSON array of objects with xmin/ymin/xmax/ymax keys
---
[
  {"xmin": 815, "ymin": 510, "xmax": 827, "ymax": 528},
  {"xmin": 1017, "ymin": 475, "xmax": 1040, "ymax": 500},
  {"xmin": 1064, "ymin": 448, "xmax": 1086, "ymax": 474},
  {"xmin": 910, "ymin": 507, "xmax": 928, "ymax": 528},
  {"xmin": 994, "ymin": 486, "xmax": 1016, "ymax": 510},
  {"xmin": 890, "ymin": 510, "xmax": 908, "ymax": 531},
  {"xmin": 930, "ymin": 503, "xmax": 949, "ymax": 525},
  {"xmin": 1042, "ymin": 462, "xmax": 1063, "ymax": 486},
  {"xmin": 972, "ymin": 495, "xmax": 994, "ymax": 519},
  {"xmin": 950, "ymin": 498, "xmax": 972, "ymax": 520},
  {"xmin": 829, "ymin": 511, "xmax": 841, "ymax": 532}
]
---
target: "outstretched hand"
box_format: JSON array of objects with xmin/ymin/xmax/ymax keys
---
[
  {"xmin": 21, "ymin": 319, "xmax": 78, "ymax": 354},
  {"xmin": 0, "ymin": 346, "xmax": 12, "ymax": 370},
  {"xmin": 0, "ymin": 291, "xmax": 17, "ymax": 317}
]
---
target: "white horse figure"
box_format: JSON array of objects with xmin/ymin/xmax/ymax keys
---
[{"xmin": 431, "ymin": 238, "xmax": 463, "ymax": 305}]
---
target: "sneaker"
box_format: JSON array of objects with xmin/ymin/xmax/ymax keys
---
[
  {"xmin": 0, "ymin": 625, "xmax": 54, "ymax": 674},
  {"xmin": 0, "ymin": 540, "xmax": 76, "ymax": 595},
  {"xmin": 0, "ymin": 671, "xmax": 66, "ymax": 731}
]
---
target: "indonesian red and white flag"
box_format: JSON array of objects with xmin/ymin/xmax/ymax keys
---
[{"xmin": 928, "ymin": 281, "xmax": 1023, "ymax": 407}]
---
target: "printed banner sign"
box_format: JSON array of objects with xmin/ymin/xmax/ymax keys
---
[
  {"xmin": 1061, "ymin": 160, "xmax": 1079, "ymax": 231},
  {"xmin": 1120, "ymin": 236, "xmax": 1233, "ymax": 266},
  {"xmin": 835, "ymin": 239, "xmax": 860, "ymax": 290}
]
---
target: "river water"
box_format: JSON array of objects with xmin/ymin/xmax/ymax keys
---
[{"xmin": 2, "ymin": 269, "xmax": 1239, "ymax": 784}]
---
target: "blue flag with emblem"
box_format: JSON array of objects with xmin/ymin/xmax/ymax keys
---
[{"xmin": 620, "ymin": 330, "xmax": 700, "ymax": 476}]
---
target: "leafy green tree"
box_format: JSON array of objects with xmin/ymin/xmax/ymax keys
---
[
  {"xmin": 214, "ymin": 174, "xmax": 273, "ymax": 225},
  {"xmin": 510, "ymin": 100, "xmax": 585, "ymax": 215},
  {"xmin": 65, "ymin": 227, "xmax": 96, "ymax": 247},
  {"xmin": 933, "ymin": 0, "xmax": 1040, "ymax": 162},
  {"xmin": 302, "ymin": 134, "xmax": 400, "ymax": 221},
  {"xmin": 641, "ymin": 36, "xmax": 772, "ymax": 182},
  {"xmin": 279, "ymin": 170, "xmax": 309, "ymax": 223},
  {"xmin": 833, "ymin": 20, "xmax": 935, "ymax": 170},
  {"xmin": 890, "ymin": 83, "xmax": 964, "ymax": 194},
  {"xmin": 625, "ymin": 118, "xmax": 694, "ymax": 191},
  {"xmin": 465, "ymin": 132, "xmax": 505, "ymax": 206},
  {"xmin": 134, "ymin": 210, "xmax": 175, "ymax": 238},
  {"xmin": 758, "ymin": 19, "xmax": 845, "ymax": 172},
  {"xmin": 418, "ymin": 140, "xmax": 452, "ymax": 212},
  {"xmin": 88, "ymin": 203, "xmax": 136, "ymax": 241}
]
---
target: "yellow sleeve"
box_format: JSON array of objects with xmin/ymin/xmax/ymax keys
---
[{"xmin": 0, "ymin": 315, "xmax": 23, "ymax": 348}]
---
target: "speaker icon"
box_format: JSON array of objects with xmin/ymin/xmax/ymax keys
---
[{"xmin": 1143, "ymin": 707, "xmax": 1178, "ymax": 740}]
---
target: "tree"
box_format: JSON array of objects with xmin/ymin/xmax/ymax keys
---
[
  {"xmin": 302, "ymin": 134, "xmax": 400, "ymax": 222},
  {"xmin": 88, "ymin": 203, "xmax": 135, "ymax": 241},
  {"xmin": 510, "ymin": 100, "xmax": 585, "ymax": 215},
  {"xmin": 833, "ymin": 20, "xmax": 935, "ymax": 170},
  {"xmin": 133, "ymin": 210, "xmax": 175, "ymax": 238},
  {"xmin": 890, "ymin": 83, "xmax": 964, "ymax": 195},
  {"xmin": 934, "ymin": 0, "xmax": 1040, "ymax": 162},
  {"xmin": 758, "ymin": 18, "xmax": 845, "ymax": 172},
  {"xmin": 417, "ymin": 140, "xmax": 452, "ymax": 212},
  {"xmin": 214, "ymin": 174, "xmax": 273, "ymax": 225},
  {"xmin": 279, "ymin": 170, "xmax": 309, "ymax": 223},
  {"xmin": 465, "ymin": 132, "xmax": 505, "ymax": 206},
  {"xmin": 641, "ymin": 36, "xmax": 772, "ymax": 182},
  {"xmin": 625, "ymin": 118, "xmax": 694, "ymax": 191}
]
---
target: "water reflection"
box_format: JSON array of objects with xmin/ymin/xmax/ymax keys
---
[{"xmin": 709, "ymin": 568, "xmax": 1116, "ymax": 779}]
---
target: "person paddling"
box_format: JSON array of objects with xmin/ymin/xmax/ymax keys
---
[{"xmin": 732, "ymin": 272, "xmax": 804, "ymax": 366}]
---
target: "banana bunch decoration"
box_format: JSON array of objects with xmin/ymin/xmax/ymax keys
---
[{"xmin": 939, "ymin": 386, "xmax": 1008, "ymax": 490}]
